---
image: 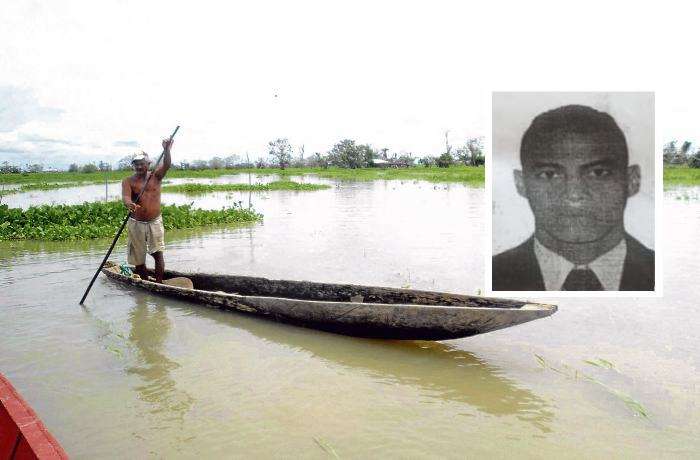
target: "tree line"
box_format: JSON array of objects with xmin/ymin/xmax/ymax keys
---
[
  {"xmin": 0, "ymin": 137, "xmax": 485, "ymax": 174},
  {"xmin": 664, "ymin": 141, "xmax": 700, "ymax": 167},
  {"xmin": 178, "ymin": 136, "xmax": 485, "ymax": 171}
]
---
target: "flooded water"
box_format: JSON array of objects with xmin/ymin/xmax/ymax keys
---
[{"xmin": 1, "ymin": 177, "xmax": 699, "ymax": 458}]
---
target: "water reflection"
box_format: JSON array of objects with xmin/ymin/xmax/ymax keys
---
[
  {"xmin": 160, "ymin": 297, "xmax": 554, "ymax": 432},
  {"xmin": 125, "ymin": 295, "xmax": 194, "ymax": 422}
]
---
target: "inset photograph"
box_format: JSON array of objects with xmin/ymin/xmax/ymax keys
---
[{"xmin": 490, "ymin": 92, "xmax": 657, "ymax": 294}]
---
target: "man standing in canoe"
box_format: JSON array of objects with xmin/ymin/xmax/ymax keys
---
[{"xmin": 122, "ymin": 138, "xmax": 173, "ymax": 283}]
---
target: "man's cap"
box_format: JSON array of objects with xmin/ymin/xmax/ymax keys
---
[{"xmin": 131, "ymin": 151, "xmax": 150, "ymax": 163}]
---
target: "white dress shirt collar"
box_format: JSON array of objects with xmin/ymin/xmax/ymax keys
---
[{"xmin": 533, "ymin": 237, "xmax": 627, "ymax": 291}]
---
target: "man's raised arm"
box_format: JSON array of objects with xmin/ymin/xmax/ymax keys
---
[{"xmin": 155, "ymin": 138, "xmax": 173, "ymax": 179}]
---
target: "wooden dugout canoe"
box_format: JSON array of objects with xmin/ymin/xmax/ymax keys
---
[{"xmin": 101, "ymin": 261, "xmax": 557, "ymax": 340}]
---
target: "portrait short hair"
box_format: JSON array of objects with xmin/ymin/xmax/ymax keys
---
[{"xmin": 489, "ymin": 92, "xmax": 657, "ymax": 296}]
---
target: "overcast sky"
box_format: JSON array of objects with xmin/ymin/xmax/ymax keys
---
[{"xmin": 1, "ymin": 1, "xmax": 698, "ymax": 168}]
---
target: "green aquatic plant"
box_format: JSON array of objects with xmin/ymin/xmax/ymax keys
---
[
  {"xmin": 534, "ymin": 354, "xmax": 649, "ymax": 419},
  {"xmin": 583, "ymin": 358, "xmax": 616, "ymax": 370},
  {"xmin": 162, "ymin": 180, "xmax": 330, "ymax": 194},
  {"xmin": 0, "ymin": 200, "xmax": 262, "ymax": 241},
  {"xmin": 18, "ymin": 182, "xmax": 95, "ymax": 191},
  {"xmin": 313, "ymin": 437, "xmax": 340, "ymax": 459}
]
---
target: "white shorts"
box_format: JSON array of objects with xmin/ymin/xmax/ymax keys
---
[{"xmin": 127, "ymin": 215, "xmax": 165, "ymax": 266}]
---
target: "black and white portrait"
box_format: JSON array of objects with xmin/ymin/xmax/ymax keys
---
[{"xmin": 490, "ymin": 92, "xmax": 656, "ymax": 293}]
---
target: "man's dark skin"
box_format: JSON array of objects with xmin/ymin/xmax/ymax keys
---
[
  {"xmin": 122, "ymin": 138, "xmax": 173, "ymax": 283},
  {"xmin": 513, "ymin": 132, "xmax": 640, "ymax": 265}
]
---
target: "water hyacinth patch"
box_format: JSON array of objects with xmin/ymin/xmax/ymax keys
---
[{"xmin": 0, "ymin": 201, "xmax": 262, "ymax": 241}]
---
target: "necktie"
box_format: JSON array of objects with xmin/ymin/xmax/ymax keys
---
[{"xmin": 562, "ymin": 268, "xmax": 603, "ymax": 291}]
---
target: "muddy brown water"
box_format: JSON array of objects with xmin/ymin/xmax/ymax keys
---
[{"xmin": 1, "ymin": 177, "xmax": 698, "ymax": 458}]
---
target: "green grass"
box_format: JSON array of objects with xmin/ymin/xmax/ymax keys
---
[
  {"xmin": 0, "ymin": 171, "xmax": 127, "ymax": 184},
  {"xmin": 0, "ymin": 165, "xmax": 484, "ymax": 185},
  {"xmin": 291, "ymin": 165, "xmax": 484, "ymax": 184},
  {"xmin": 162, "ymin": 181, "xmax": 331, "ymax": 194},
  {"xmin": 0, "ymin": 201, "xmax": 262, "ymax": 241},
  {"xmin": 663, "ymin": 166, "xmax": 700, "ymax": 186},
  {"xmin": 15, "ymin": 182, "xmax": 98, "ymax": 193}
]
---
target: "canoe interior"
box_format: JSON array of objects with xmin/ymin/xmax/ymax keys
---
[{"xmin": 149, "ymin": 266, "xmax": 532, "ymax": 309}]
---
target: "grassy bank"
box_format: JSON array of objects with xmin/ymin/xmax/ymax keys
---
[
  {"xmin": 0, "ymin": 182, "xmax": 99, "ymax": 195},
  {"xmin": 0, "ymin": 201, "xmax": 262, "ymax": 241},
  {"xmin": 0, "ymin": 165, "xmax": 484, "ymax": 185},
  {"xmin": 663, "ymin": 166, "xmax": 700, "ymax": 187},
  {"xmin": 162, "ymin": 181, "xmax": 331, "ymax": 194}
]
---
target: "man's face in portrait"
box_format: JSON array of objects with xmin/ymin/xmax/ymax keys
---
[{"xmin": 515, "ymin": 132, "xmax": 640, "ymax": 244}]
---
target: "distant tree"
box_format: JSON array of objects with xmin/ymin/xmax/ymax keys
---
[
  {"xmin": 117, "ymin": 156, "xmax": 133, "ymax": 170},
  {"xmin": 444, "ymin": 130, "xmax": 452, "ymax": 156},
  {"xmin": 81, "ymin": 163, "xmax": 98, "ymax": 173},
  {"xmin": 68, "ymin": 163, "xmax": 80, "ymax": 172},
  {"xmin": 677, "ymin": 141, "xmax": 693, "ymax": 164},
  {"xmin": 191, "ymin": 160, "xmax": 208, "ymax": 170},
  {"xmin": 689, "ymin": 149, "xmax": 700, "ymax": 168},
  {"xmin": 663, "ymin": 141, "xmax": 677, "ymax": 164},
  {"xmin": 255, "ymin": 158, "xmax": 268, "ymax": 169},
  {"xmin": 209, "ymin": 157, "xmax": 225, "ymax": 169},
  {"xmin": 268, "ymin": 138, "xmax": 293, "ymax": 169},
  {"xmin": 394, "ymin": 153, "xmax": 415, "ymax": 168},
  {"xmin": 224, "ymin": 154, "xmax": 241, "ymax": 169},
  {"xmin": 290, "ymin": 145, "xmax": 305, "ymax": 168},
  {"xmin": 305, "ymin": 152, "xmax": 328, "ymax": 168},
  {"xmin": 436, "ymin": 152, "xmax": 454, "ymax": 168},
  {"xmin": 664, "ymin": 140, "xmax": 693, "ymax": 165},
  {"xmin": 328, "ymin": 139, "xmax": 375, "ymax": 168},
  {"xmin": 27, "ymin": 163, "xmax": 44, "ymax": 173},
  {"xmin": 419, "ymin": 156, "xmax": 436, "ymax": 167},
  {"xmin": 178, "ymin": 160, "xmax": 191, "ymax": 170},
  {"xmin": 455, "ymin": 137, "xmax": 485, "ymax": 166},
  {"xmin": 1, "ymin": 161, "xmax": 20, "ymax": 173}
]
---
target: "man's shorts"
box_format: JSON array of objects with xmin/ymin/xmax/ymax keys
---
[{"xmin": 127, "ymin": 215, "xmax": 165, "ymax": 266}]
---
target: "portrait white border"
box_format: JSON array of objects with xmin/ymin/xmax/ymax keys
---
[{"xmin": 484, "ymin": 91, "xmax": 663, "ymax": 299}]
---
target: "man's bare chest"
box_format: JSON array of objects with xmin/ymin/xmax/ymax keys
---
[{"xmin": 130, "ymin": 175, "xmax": 161, "ymax": 196}]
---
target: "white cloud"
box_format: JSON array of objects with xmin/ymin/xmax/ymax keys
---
[
  {"xmin": 0, "ymin": 86, "xmax": 63, "ymax": 132},
  {"xmin": 0, "ymin": 1, "xmax": 699, "ymax": 168}
]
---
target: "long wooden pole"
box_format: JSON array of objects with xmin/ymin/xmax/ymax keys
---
[{"xmin": 79, "ymin": 125, "xmax": 180, "ymax": 304}]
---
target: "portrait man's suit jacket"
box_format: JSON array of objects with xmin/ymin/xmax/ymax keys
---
[{"xmin": 492, "ymin": 233, "xmax": 655, "ymax": 291}]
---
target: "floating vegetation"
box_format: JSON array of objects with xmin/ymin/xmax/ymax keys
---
[
  {"xmin": 19, "ymin": 182, "xmax": 100, "ymax": 191},
  {"xmin": 0, "ymin": 200, "xmax": 262, "ymax": 241},
  {"xmin": 534, "ymin": 354, "xmax": 649, "ymax": 419},
  {"xmin": 583, "ymin": 358, "xmax": 616, "ymax": 370},
  {"xmin": 0, "ymin": 181, "xmax": 121, "ymax": 197},
  {"xmin": 162, "ymin": 181, "xmax": 330, "ymax": 194},
  {"xmin": 313, "ymin": 437, "xmax": 340, "ymax": 459}
]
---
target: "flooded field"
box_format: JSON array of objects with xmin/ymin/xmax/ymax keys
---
[{"xmin": 1, "ymin": 176, "xmax": 699, "ymax": 458}]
